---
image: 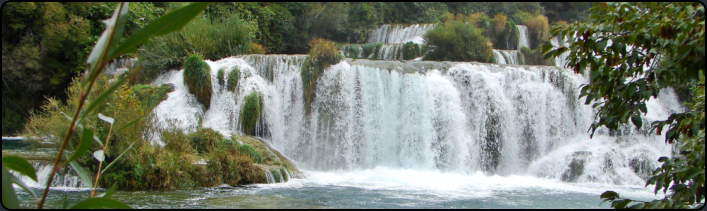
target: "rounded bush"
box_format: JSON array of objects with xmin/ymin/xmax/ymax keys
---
[
  {"xmin": 423, "ymin": 20, "xmax": 494, "ymax": 62},
  {"xmin": 183, "ymin": 54, "xmax": 213, "ymax": 109},
  {"xmin": 402, "ymin": 41, "xmax": 420, "ymax": 60},
  {"xmin": 239, "ymin": 90, "xmax": 263, "ymax": 136}
]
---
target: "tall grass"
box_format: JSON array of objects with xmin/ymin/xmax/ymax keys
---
[{"xmin": 135, "ymin": 14, "xmax": 258, "ymax": 83}]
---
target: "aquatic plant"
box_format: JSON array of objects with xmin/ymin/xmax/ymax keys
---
[{"xmin": 183, "ymin": 54, "xmax": 213, "ymax": 109}]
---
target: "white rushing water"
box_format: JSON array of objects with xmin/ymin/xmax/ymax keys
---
[
  {"xmin": 147, "ymin": 54, "xmax": 681, "ymax": 188},
  {"xmin": 13, "ymin": 161, "xmax": 90, "ymax": 190},
  {"xmin": 493, "ymin": 50, "xmax": 520, "ymax": 65},
  {"xmin": 367, "ymin": 24, "xmax": 435, "ymax": 44},
  {"xmin": 516, "ymin": 25, "xmax": 530, "ymax": 51}
]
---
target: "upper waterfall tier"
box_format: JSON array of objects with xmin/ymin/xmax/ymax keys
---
[
  {"xmin": 149, "ymin": 54, "xmax": 681, "ymax": 185},
  {"xmin": 367, "ymin": 24, "xmax": 435, "ymax": 44}
]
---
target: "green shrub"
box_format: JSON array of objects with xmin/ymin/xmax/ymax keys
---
[
  {"xmin": 520, "ymin": 46, "xmax": 554, "ymax": 66},
  {"xmin": 239, "ymin": 90, "xmax": 263, "ymax": 136},
  {"xmin": 361, "ymin": 42, "xmax": 381, "ymax": 58},
  {"xmin": 227, "ymin": 66, "xmax": 241, "ymax": 92},
  {"xmin": 187, "ymin": 128, "xmax": 224, "ymax": 154},
  {"xmin": 183, "ymin": 54, "xmax": 213, "ymax": 109},
  {"xmin": 301, "ymin": 38, "xmax": 343, "ymax": 113},
  {"xmin": 402, "ymin": 41, "xmax": 421, "ymax": 60},
  {"xmin": 526, "ymin": 15, "xmax": 549, "ymax": 49},
  {"xmin": 423, "ymin": 20, "xmax": 494, "ymax": 62}
]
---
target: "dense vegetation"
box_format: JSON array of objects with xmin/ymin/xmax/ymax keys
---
[
  {"xmin": 423, "ymin": 19, "xmax": 494, "ymax": 62},
  {"xmin": 3, "ymin": 2, "xmax": 592, "ymax": 136},
  {"xmin": 543, "ymin": 2, "xmax": 704, "ymax": 209}
]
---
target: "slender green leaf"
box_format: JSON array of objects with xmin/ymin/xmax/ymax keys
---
[
  {"xmin": 2, "ymin": 156, "xmax": 37, "ymax": 181},
  {"xmin": 67, "ymin": 159, "xmax": 94, "ymax": 189},
  {"xmin": 113, "ymin": 116, "xmax": 143, "ymax": 135},
  {"xmin": 80, "ymin": 75, "xmax": 129, "ymax": 122},
  {"xmin": 10, "ymin": 175, "xmax": 37, "ymax": 199},
  {"xmin": 2, "ymin": 163, "xmax": 19, "ymax": 209},
  {"xmin": 680, "ymin": 168, "xmax": 703, "ymax": 180},
  {"xmin": 101, "ymin": 142, "xmax": 135, "ymax": 175},
  {"xmin": 108, "ymin": 2, "xmax": 210, "ymax": 59},
  {"xmin": 84, "ymin": 3, "xmax": 130, "ymax": 90},
  {"xmin": 62, "ymin": 195, "xmax": 69, "ymax": 209},
  {"xmin": 627, "ymin": 202, "xmax": 644, "ymax": 209},
  {"xmin": 65, "ymin": 128, "xmax": 94, "ymax": 165},
  {"xmin": 613, "ymin": 199, "xmax": 632, "ymax": 209},
  {"xmin": 93, "ymin": 135, "xmax": 104, "ymax": 148},
  {"xmin": 105, "ymin": 183, "xmax": 118, "ymax": 198},
  {"xmin": 69, "ymin": 197, "xmax": 132, "ymax": 209}
]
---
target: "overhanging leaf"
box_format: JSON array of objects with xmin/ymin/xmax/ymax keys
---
[
  {"xmin": 2, "ymin": 156, "xmax": 37, "ymax": 181},
  {"xmin": 10, "ymin": 175, "xmax": 38, "ymax": 199},
  {"xmin": 69, "ymin": 197, "xmax": 132, "ymax": 209},
  {"xmin": 67, "ymin": 159, "xmax": 94, "ymax": 189},
  {"xmin": 98, "ymin": 113, "xmax": 115, "ymax": 124},
  {"xmin": 93, "ymin": 150, "xmax": 105, "ymax": 162},
  {"xmin": 113, "ymin": 116, "xmax": 143, "ymax": 135},
  {"xmin": 680, "ymin": 167, "xmax": 702, "ymax": 180},
  {"xmin": 108, "ymin": 2, "xmax": 210, "ymax": 60},
  {"xmin": 84, "ymin": 3, "xmax": 130, "ymax": 90},
  {"xmin": 2, "ymin": 163, "xmax": 19, "ymax": 209},
  {"xmin": 65, "ymin": 128, "xmax": 94, "ymax": 165}
]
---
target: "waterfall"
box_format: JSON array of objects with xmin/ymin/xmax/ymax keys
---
[
  {"xmin": 150, "ymin": 55, "xmax": 680, "ymax": 185},
  {"xmin": 12, "ymin": 161, "xmax": 90, "ymax": 189},
  {"xmin": 493, "ymin": 50, "xmax": 520, "ymax": 65},
  {"xmin": 493, "ymin": 50, "xmax": 507, "ymax": 64},
  {"xmin": 516, "ymin": 25, "xmax": 529, "ymax": 50},
  {"xmin": 550, "ymin": 36, "xmax": 571, "ymax": 68},
  {"xmin": 367, "ymin": 24, "xmax": 435, "ymax": 44}
]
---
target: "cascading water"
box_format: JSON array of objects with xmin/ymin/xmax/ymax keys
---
[
  {"xmin": 493, "ymin": 50, "xmax": 520, "ymax": 65},
  {"xmin": 13, "ymin": 161, "xmax": 90, "ymax": 189},
  {"xmin": 367, "ymin": 24, "xmax": 435, "ymax": 44},
  {"xmin": 516, "ymin": 25, "xmax": 530, "ymax": 50},
  {"xmin": 149, "ymin": 54, "xmax": 680, "ymax": 186},
  {"xmin": 550, "ymin": 35, "xmax": 571, "ymax": 68}
]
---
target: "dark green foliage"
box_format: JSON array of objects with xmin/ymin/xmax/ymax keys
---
[
  {"xmin": 227, "ymin": 66, "xmax": 241, "ymax": 92},
  {"xmin": 301, "ymin": 38, "xmax": 343, "ymax": 113},
  {"xmin": 402, "ymin": 41, "xmax": 421, "ymax": 60},
  {"xmin": 187, "ymin": 128, "xmax": 223, "ymax": 154},
  {"xmin": 183, "ymin": 54, "xmax": 213, "ymax": 109},
  {"xmin": 542, "ymin": 2, "xmax": 705, "ymax": 209},
  {"xmin": 423, "ymin": 20, "xmax": 493, "ymax": 62},
  {"xmin": 239, "ymin": 90, "xmax": 264, "ymax": 136},
  {"xmin": 540, "ymin": 2, "xmax": 591, "ymax": 23},
  {"xmin": 520, "ymin": 47, "xmax": 554, "ymax": 66}
]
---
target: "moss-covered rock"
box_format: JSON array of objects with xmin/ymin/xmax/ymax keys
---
[
  {"xmin": 239, "ymin": 90, "xmax": 264, "ymax": 136},
  {"xmin": 183, "ymin": 54, "xmax": 212, "ymax": 109}
]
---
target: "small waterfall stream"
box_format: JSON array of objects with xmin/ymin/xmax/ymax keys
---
[{"xmin": 367, "ymin": 24, "xmax": 435, "ymax": 44}]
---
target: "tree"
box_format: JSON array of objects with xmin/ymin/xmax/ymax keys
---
[{"xmin": 542, "ymin": 2, "xmax": 704, "ymax": 209}]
